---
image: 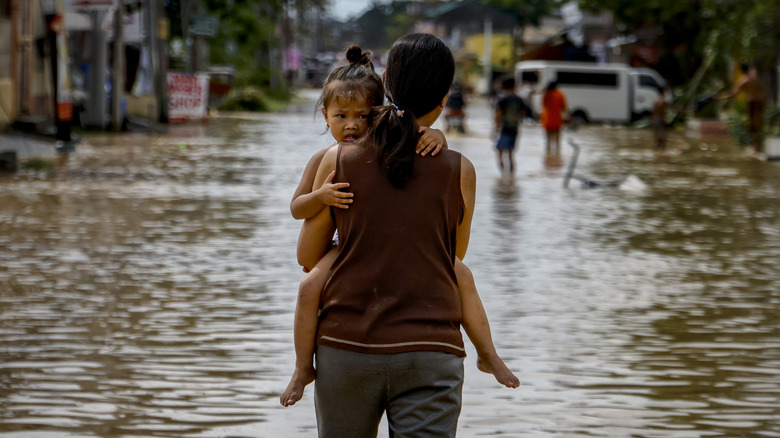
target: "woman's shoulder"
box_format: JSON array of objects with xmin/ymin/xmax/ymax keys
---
[
  {"xmin": 306, "ymin": 143, "xmax": 337, "ymax": 166},
  {"xmin": 422, "ymin": 148, "xmax": 472, "ymax": 174},
  {"xmin": 426, "ymin": 147, "xmax": 461, "ymax": 165},
  {"xmin": 438, "ymin": 147, "xmax": 462, "ymax": 158},
  {"xmin": 316, "ymin": 144, "xmax": 341, "ymax": 172}
]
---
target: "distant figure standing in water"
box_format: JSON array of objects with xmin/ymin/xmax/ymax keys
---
[
  {"xmin": 541, "ymin": 81, "xmax": 567, "ymax": 156},
  {"xmin": 493, "ymin": 77, "xmax": 528, "ymax": 175},
  {"xmin": 444, "ymin": 82, "xmax": 467, "ymax": 133},
  {"xmin": 651, "ymin": 87, "xmax": 674, "ymax": 151},
  {"xmin": 715, "ymin": 64, "xmax": 768, "ymax": 155},
  {"xmin": 651, "ymin": 86, "xmax": 689, "ymax": 152}
]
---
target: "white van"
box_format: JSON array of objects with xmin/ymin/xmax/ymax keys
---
[{"xmin": 515, "ymin": 61, "xmax": 669, "ymax": 123}]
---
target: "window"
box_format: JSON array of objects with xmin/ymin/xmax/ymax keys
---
[
  {"xmin": 556, "ymin": 71, "xmax": 619, "ymax": 88},
  {"xmin": 639, "ymin": 74, "xmax": 660, "ymax": 89},
  {"xmin": 520, "ymin": 70, "xmax": 539, "ymax": 84}
]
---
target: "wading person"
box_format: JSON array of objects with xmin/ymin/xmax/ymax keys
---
[
  {"xmin": 716, "ymin": 64, "xmax": 768, "ymax": 155},
  {"xmin": 280, "ymin": 45, "xmax": 517, "ymax": 409},
  {"xmin": 541, "ymin": 81, "xmax": 567, "ymax": 156},
  {"xmin": 493, "ymin": 77, "xmax": 528, "ymax": 175},
  {"xmin": 295, "ymin": 33, "xmax": 516, "ymax": 437}
]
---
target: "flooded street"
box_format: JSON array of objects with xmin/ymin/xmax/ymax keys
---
[{"xmin": 1, "ymin": 90, "xmax": 779, "ymax": 437}]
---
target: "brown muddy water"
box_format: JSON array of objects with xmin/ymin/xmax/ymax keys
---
[{"xmin": 1, "ymin": 90, "xmax": 779, "ymax": 437}]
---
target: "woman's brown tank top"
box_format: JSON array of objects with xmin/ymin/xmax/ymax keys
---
[{"xmin": 316, "ymin": 142, "xmax": 466, "ymax": 357}]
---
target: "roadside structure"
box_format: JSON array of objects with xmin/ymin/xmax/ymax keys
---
[{"xmin": 0, "ymin": 0, "xmax": 168, "ymax": 136}]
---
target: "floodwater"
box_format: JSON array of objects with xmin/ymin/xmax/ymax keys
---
[{"xmin": 1, "ymin": 90, "xmax": 779, "ymax": 437}]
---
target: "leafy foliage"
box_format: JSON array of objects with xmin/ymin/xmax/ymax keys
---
[
  {"xmin": 483, "ymin": 0, "xmax": 558, "ymax": 27},
  {"xmin": 577, "ymin": 0, "xmax": 780, "ymax": 90},
  {"xmin": 170, "ymin": 0, "xmax": 327, "ymax": 98},
  {"xmin": 206, "ymin": 2, "xmax": 279, "ymax": 87},
  {"xmin": 348, "ymin": 3, "xmax": 417, "ymax": 52},
  {"xmin": 217, "ymin": 86, "xmax": 269, "ymax": 111}
]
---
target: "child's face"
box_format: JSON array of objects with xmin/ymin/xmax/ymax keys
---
[{"xmin": 322, "ymin": 95, "xmax": 371, "ymax": 143}]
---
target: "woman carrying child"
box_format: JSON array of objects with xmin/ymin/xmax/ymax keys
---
[{"xmin": 282, "ymin": 37, "xmax": 517, "ymax": 436}]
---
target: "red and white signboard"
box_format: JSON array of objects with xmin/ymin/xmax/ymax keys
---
[{"xmin": 167, "ymin": 73, "xmax": 210, "ymax": 122}]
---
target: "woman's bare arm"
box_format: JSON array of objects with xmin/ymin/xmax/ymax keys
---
[{"xmin": 456, "ymin": 155, "xmax": 476, "ymax": 260}]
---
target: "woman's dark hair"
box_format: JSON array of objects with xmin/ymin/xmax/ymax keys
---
[
  {"xmin": 546, "ymin": 80, "xmax": 559, "ymax": 92},
  {"xmin": 316, "ymin": 45, "xmax": 384, "ymax": 115},
  {"xmin": 367, "ymin": 33, "xmax": 455, "ymax": 188}
]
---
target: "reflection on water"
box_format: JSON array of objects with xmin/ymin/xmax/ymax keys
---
[{"xmin": 1, "ymin": 93, "xmax": 779, "ymax": 437}]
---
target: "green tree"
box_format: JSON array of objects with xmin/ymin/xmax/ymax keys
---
[
  {"xmin": 348, "ymin": 2, "xmax": 416, "ymax": 53},
  {"xmin": 190, "ymin": 0, "xmax": 327, "ymax": 96},
  {"xmin": 204, "ymin": 1, "xmax": 280, "ymax": 88},
  {"xmin": 484, "ymin": 0, "xmax": 557, "ymax": 26},
  {"xmin": 577, "ymin": 0, "xmax": 779, "ymax": 98},
  {"xmin": 483, "ymin": 0, "xmax": 559, "ymax": 65}
]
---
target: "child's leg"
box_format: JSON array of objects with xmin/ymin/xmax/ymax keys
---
[
  {"xmin": 507, "ymin": 149, "xmax": 515, "ymax": 174},
  {"xmin": 552, "ymin": 131, "xmax": 561, "ymax": 155},
  {"xmin": 454, "ymin": 258, "xmax": 519, "ymax": 388},
  {"xmin": 545, "ymin": 130, "xmax": 553, "ymax": 155},
  {"xmin": 281, "ymin": 248, "xmax": 339, "ymax": 406}
]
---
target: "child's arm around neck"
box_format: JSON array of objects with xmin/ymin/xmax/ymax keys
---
[
  {"xmin": 416, "ymin": 127, "xmax": 448, "ymax": 156},
  {"xmin": 290, "ymin": 144, "xmax": 353, "ymax": 220}
]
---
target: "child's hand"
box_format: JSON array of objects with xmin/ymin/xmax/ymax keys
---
[
  {"xmin": 417, "ymin": 126, "xmax": 448, "ymax": 156},
  {"xmin": 316, "ymin": 170, "xmax": 353, "ymax": 209}
]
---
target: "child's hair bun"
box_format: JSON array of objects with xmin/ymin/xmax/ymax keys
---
[{"xmin": 345, "ymin": 45, "xmax": 372, "ymax": 68}]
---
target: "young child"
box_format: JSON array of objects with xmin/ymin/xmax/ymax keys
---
[
  {"xmin": 651, "ymin": 86, "xmax": 688, "ymax": 152},
  {"xmin": 280, "ymin": 46, "xmax": 519, "ymax": 407},
  {"xmin": 651, "ymin": 87, "xmax": 671, "ymax": 151},
  {"xmin": 541, "ymin": 81, "xmax": 567, "ymax": 156}
]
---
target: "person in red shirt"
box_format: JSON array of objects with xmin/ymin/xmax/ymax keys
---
[{"xmin": 541, "ymin": 81, "xmax": 568, "ymax": 155}]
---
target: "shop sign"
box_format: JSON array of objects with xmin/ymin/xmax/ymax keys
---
[{"xmin": 167, "ymin": 73, "xmax": 210, "ymax": 122}]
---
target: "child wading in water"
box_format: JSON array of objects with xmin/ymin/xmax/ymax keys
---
[{"xmin": 280, "ymin": 46, "xmax": 519, "ymax": 407}]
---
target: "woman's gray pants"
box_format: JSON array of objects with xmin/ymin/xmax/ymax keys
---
[{"xmin": 314, "ymin": 345, "xmax": 464, "ymax": 438}]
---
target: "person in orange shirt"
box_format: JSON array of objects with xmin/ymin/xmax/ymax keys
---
[{"xmin": 541, "ymin": 81, "xmax": 567, "ymax": 155}]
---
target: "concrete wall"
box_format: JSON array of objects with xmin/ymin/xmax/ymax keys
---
[
  {"xmin": 0, "ymin": 78, "xmax": 14, "ymax": 125},
  {"xmin": 126, "ymin": 95, "xmax": 158, "ymax": 120}
]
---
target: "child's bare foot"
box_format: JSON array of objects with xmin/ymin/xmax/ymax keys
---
[
  {"xmin": 477, "ymin": 355, "xmax": 519, "ymax": 388},
  {"xmin": 280, "ymin": 366, "xmax": 316, "ymax": 407}
]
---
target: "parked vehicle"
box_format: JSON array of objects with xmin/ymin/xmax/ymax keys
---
[{"xmin": 515, "ymin": 61, "xmax": 670, "ymax": 124}]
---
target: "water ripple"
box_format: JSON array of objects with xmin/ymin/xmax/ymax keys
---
[{"xmin": 2, "ymin": 94, "xmax": 779, "ymax": 437}]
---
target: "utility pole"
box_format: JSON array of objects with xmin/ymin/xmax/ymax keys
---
[
  {"xmin": 112, "ymin": 0, "xmax": 124, "ymax": 131},
  {"xmin": 146, "ymin": 0, "xmax": 167, "ymax": 122},
  {"xmin": 8, "ymin": 0, "xmax": 18, "ymax": 122},
  {"xmin": 483, "ymin": 18, "xmax": 492, "ymax": 96},
  {"xmin": 86, "ymin": 10, "xmax": 107, "ymax": 128},
  {"xmin": 181, "ymin": 0, "xmax": 195, "ymax": 72},
  {"xmin": 155, "ymin": 0, "xmax": 169, "ymax": 122}
]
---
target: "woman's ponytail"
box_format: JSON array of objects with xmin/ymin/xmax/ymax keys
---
[
  {"xmin": 370, "ymin": 103, "xmax": 419, "ymax": 188},
  {"xmin": 364, "ymin": 33, "xmax": 454, "ymax": 189}
]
